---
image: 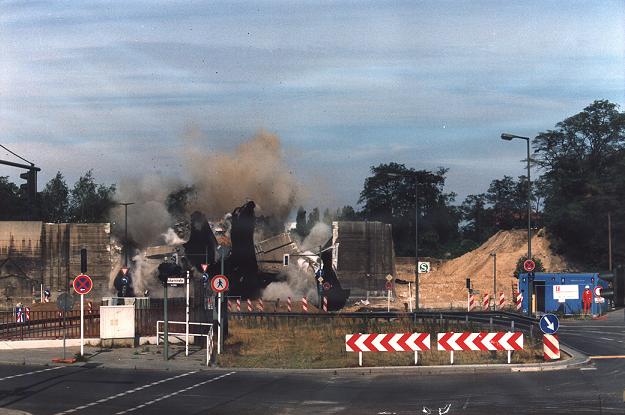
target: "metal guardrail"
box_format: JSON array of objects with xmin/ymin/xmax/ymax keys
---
[
  {"xmin": 229, "ymin": 310, "xmax": 538, "ymax": 332},
  {"xmin": 0, "ymin": 311, "xmax": 100, "ymax": 340}
]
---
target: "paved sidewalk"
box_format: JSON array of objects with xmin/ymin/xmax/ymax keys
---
[{"xmin": 0, "ymin": 343, "xmax": 589, "ymax": 374}]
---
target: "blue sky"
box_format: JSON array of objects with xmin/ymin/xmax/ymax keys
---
[{"xmin": 1, "ymin": 0, "xmax": 624, "ymax": 211}]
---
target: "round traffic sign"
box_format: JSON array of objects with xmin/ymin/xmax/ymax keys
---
[
  {"xmin": 210, "ymin": 274, "xmax": 229, "ymax": 293},
  {"xmin": 57, "ymin": 292, "xmax": 75, "ymax": 312},
  {"xmin": 523, "ymin": 259, "xmax": 536, "ymax": 272},
  {"xmin": 594, "ymin": 286, "xmax": 602, "ymax": 297},
  {"xmin": 385, "ymin": 281, "xmax": 393, "ymax": 291},
  {"xmin": 73, "ymin": 274, "xmax": 93, "ymax": 295},
  {"xmin": 539, "ymin": 313, "xmax": 559, "ymax": 334},
  {"xmin": 322, "ymin": 282, "xmax": 331, "ymax": 291}
]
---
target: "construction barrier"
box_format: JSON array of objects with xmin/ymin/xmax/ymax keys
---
[
  {"xmin": 515, "ymin": 292, "xmax": 523, "ymax": 311},
  {"xmin": 498, "ymin": 292, "xmax": 505, "ymax": 309},
  {"xmin": 287, "ymin": 296, "xmax": 292, "ymax": 312},
  {"xmin": 345, "ymin": 333, "xmax": 431, "ymax": 366},
  {"xmin": 257, "ymin": 299, "xmax": 264, "ymax": 312},
  {"xmin": 437, "ymin": 331, "xmax": 524, "ymax": 364},
  {"xmin": 227, "ymin": 300, "xmax": 232, "ymax": 312},
  {"xmin": 302, "ymin": 297, "xmax": 308, "ymax": 312},
  {"xmin": 236, "ymin": 298, "xmax": 241, "ymax": 312},
  {"xmin": 247, "ymin": 298, "xmax": 252, "ymax": 312},
  {"xmin": 322, "ymin": 296, "xmax": 328, "ymax": 312},
  {"xmin": 543, "ymin": 334, "xmax": 560, "ymax": 360},
  {"xmin": 482, "ymin": 293, "xmax": 489, "ymax": 310},
  {"xmin": 468, "ymin": 294, "xmax": 476, "ymax": 312}
]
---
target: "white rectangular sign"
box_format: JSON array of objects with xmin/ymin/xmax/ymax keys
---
[
  {"xmin": 418, "ymin": 262, "xmax": 431, "ymax": 273},
  {"xmin": 167, "ymin": 277, "xmax": 185, "ymax": 285},
  {"xmin": 553, "ymin": 285, "xmax": 579, "ymax": 301}
]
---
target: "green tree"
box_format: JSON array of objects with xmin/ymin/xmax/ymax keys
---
[
  {"xmin": 337, "ymin": 205, "xmax": 359, "ymax": 221},
  {"xmin": 69, "ymin": 170, "xmax": 117, "ymax": 222},
  {"xmin": 460, "ymin": 193, "xmax": 493, "ymax": 244},
  {"xmin": 307, "ymin": 207, "xmax": 320, "ymax": 230},
  {"xmin": 358, "ymin": 163, "xmax": 459, "ymax": 257},
  {"xmin": 0, "ymin": 176, "xmax": 23, "ymax": 220},
  {"xmin": 40, "ymin": 172, "xmax": 69, "ymax": 223},
  {"xmin": 533, "ymin": 100, "xmax": 625, "ymax": 266},
  {"xmin": 294, "ymin": 206, "xmax": 308, "ymax": 238}
]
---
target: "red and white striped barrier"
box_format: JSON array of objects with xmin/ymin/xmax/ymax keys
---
[
  {"xmin": 247, "ymin": 298, "xmax": 252, "ymax": 312},
  {"xmin": 482, "ymin": 293, "xmax": 489, "ymax": 310},
  {"xmin": 346, "ymin": 333, "xmax": 430, "ymax": 352},
  {"xmin": 227, "ymin": 300, "xmax": 232, "ymax": 312},
  {"xmin": 257, "ymin": 298, "xmax": 264, "ymax": 312},
  {"xmin": 287, "ymin": 296, "xmax": 292, "ymax": 312},
  {"xmin": 322, "ymin": 296, "xmax": 328, "ymax": 312},
  {"xmin": 498, "ymin": 292, "xmax": 505, "ymax": 309},
  {"xmin": 236, "ymin": 298, "xmax": 241, "ymax": 312},
  {"xmin": 437, "ymin": 332, "xmax": 524, "ymax": 351},
  {"xmin": 543, "ymin": 334, "xmax": 560, "ymax": 360},
  {"xmin": 515, "ymin": 292, "xmax": 523, "ymax": 311},
  {"xmin": 468, "ymin": 294, "xmax": 476, "ymax": 312},
  {"xmin": 302, "ymin": 297, "xmax": 308, "ymax": 312}
]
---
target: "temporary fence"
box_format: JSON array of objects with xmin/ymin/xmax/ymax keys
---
[{"xmin": 0, "ymin": 310, "xmax": 100, "ymax": 340}]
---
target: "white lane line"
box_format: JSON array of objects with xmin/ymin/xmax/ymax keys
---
[
  {"xmin": 115, "ymin": 371, "xmax": 235, "ymax": 415},
  {"xmin": 53, "ymin": 370, "xmax": 198, "ymax": 415},
  {"xmin": 0, "ymin": 366, "xmax": 64, "ymax": 381},
  {"xmin": 599, "ymin": 337, "xmax": 614, "ymax": 341}
]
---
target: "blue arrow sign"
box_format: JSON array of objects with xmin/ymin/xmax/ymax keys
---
[{"xmin": 539, "ymin": 313, "xmax": 559, "ymax": 334}]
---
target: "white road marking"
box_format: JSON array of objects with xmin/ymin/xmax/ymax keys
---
[
  {"xmin": 115, "ymin": 371, "xmax": 235, "ymax": 414},
  {"xmin": 0, "ymin": 366, "xmax": 64, "ymax": 382},
  {"xmin": 53, "ymin": 370, "xmax": 198, "ymax": 415}
]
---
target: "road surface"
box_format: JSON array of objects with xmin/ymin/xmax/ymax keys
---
[{"xmin": 0, "ymin": 310, "xmax": 622, "ymax": 414}]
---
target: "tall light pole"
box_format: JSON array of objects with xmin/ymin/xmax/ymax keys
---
[
  {"xmin": 117, "ymin": 202, "xmax": 135, "ymax": 267},
  {"xmin": 490, "ymin": 252, "xmax": 496, "ymax": 310},
  {"xmin": 501, "ymin": 133, "xmax": 532, "ymax": 261},
  {"xmin": 386, "ymin": 171, "xmax": 419, "ymax": 310}
]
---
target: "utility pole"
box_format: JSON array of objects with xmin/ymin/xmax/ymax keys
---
[
  {"xmin": 608, "ymin": 213, "xmax": 613, "ymax": 271},
  {"xmin": 117, "ymin": 202, "xmax": 134, "ymax": 267},
  {"xmin": 490, "ymin": 252, "xmax": 496, "ymax": 310}
]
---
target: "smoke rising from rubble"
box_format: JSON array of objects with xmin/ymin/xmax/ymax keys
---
[
  {"xmin": 184, "ymin": 129, "xmax": 302, "ymax": 223},
  {"xmin": 262, "ymin": 222, "xmax": 331, "ymax": 302}
]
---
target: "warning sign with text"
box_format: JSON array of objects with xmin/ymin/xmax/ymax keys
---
[{"xmin": 553, "ymin": 285, "xmax": 579, "ymax": 301}]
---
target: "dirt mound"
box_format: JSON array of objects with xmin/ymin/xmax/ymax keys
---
[{"xmin": 396, "ymin": 229, "xmax": 575, "ymax": 309}]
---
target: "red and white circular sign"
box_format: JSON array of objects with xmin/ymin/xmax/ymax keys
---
[
  {"xmin": 210, "ymin": 274, "xmax": 229, "ymax": 293},
  {"xmin": 523, "ymin": 259, "xmax": 536, "ymax": 272},
  {"xmin": 73, "ymin": 274, "xmax": 93, "ymax": 295},
  {"xmin": 594, "ymin": 286, "xmax": 602, "ymax": 297}
]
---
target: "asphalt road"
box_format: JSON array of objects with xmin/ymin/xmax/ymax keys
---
[{"xmin": 0, "ymin": 311, "xmax": 623, "ymax": 415}]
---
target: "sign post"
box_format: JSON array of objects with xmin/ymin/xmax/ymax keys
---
[
  {"xmin": 211, "ymin": 275, "xmax": 229, "ymax": 354},
  {"xmin": 185, "ymin": 270, "xmax": 190, "ymax": 357},
  {"xmin": 72, "ymin": 274, "xmax": 93, "ymax": 357},
  {"xmin": 385, "ymin": 275, "xmax": 393, "ymax": 312}
]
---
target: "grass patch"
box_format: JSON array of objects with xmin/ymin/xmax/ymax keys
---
[{"xmin": 218, "ymin": 316, "xmax": 543, "ymax": 368}]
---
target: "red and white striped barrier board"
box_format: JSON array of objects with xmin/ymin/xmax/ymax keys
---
[
  {"xmin": 482, "ymin": 293, "xmax": 489, "ymax": 310},
  {"xmin": 287, "ymin": 296, "xmax": 292, "ymax": 312},
  {"xmin": 468, "ymin": 295, "xmax": 476, "ymax": 311},
  {"xmin": 543, "ymin": 334, "xmax": 560, "ymax": 360},
  {"xmin": 87, "ymin": 301, "xmax": 93, "ymax": 314},
  {"xmin": 437, "ymin": 332, "xmax": 524, "ymax": 351},
  {"xmin": 498, "ymin": 292, "xmax": 505, "ymax": 309},
  {"xmin": 236, "ymin": 298, "xmax": 241, "ymax": 312},
  {"xmin": 247, "ymin": 298, "xmax": 252, "ymax": 312},
  {"xmin": 302, "ymin": 297, "xmax": 308, "ymax": 312},
  {"xmin": 257, "ymin": 298, "xmax": 264, "ymax": 312},
  {"xmin": 346, "ymin": 333, "xmax": 431, "ymax": 352},
  {"xmin": 323, "ymin": 296, "xmax": 328, "ymax": 312},
  {"xmin": 515, "ymin": 292, "xmax": 523, "ymax": 311}
]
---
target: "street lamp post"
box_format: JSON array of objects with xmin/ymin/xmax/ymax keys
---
[
  {"xmin": 117, "ymin": 202, "xmax": 135, "ymax": 267},
  {"xmin": 501, "ymin": 133, "xmax": 532, "ymax": 261},
  {"xmin": 490, "ymin": 252, "xmax": 496, "ymax": 310},
  {"xmin": 386, "ymin": 172, "xmax": 419, "ymax": 310}
]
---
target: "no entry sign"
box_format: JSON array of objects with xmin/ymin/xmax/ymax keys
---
[{"xmin": 73, "ymin": 274, "xmax": 93, "ymax": 295}]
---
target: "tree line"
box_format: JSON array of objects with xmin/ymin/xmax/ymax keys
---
[
  {"xmin": 294, "ymin": 100, "xmax": 624, "ymax": 268},
  {"xmin": 1, "ymin": 100, "xmax": 622, "ymax": 267},
  {"xmin": 0, "ymin": 170, "xmax": 116, "ymax": 223}
]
